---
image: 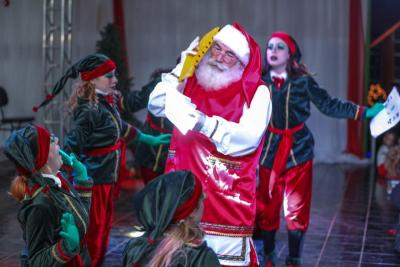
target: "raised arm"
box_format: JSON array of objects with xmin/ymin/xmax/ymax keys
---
[
  {"xmin": 197, "ymin": 85, "xmax": 271, "ymax": 156},
  {"xmin": 306, "ymin": 76, "xmax": 365, "ymax": 120}
]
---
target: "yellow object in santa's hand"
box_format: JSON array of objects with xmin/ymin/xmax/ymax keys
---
[{"xmin": 179, "ymin": 27, "xmax": 220, "ymax": 82}]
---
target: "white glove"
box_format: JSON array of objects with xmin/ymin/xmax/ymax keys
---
[
  {"xmin": 181, "ymin": 36, "xmax": 199, "ymax": 62},
  {"xmin": 171, "ymin": 36, "xmax": 199, "ymax": 77},
  {"xmin": 165, "ymin": 89, "xmax": 201, "ymax": 135}
]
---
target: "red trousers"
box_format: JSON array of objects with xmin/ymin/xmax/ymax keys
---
[
  {"xmin": 256, "ymin": 160, "xmax": 312, "ymax": 232},
  {"xmin": 86, "ymin": 184, "xmax": 114, "ymax": 267}
]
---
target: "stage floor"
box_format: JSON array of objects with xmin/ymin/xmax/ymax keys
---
[{"xmin": 1, "ymin": 162, "xmax": 400, "ymax": 266}]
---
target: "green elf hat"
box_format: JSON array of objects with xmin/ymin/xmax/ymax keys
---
[
  {"xmin": 123, "ymin": 170, "xmax": 203, "ymax": 265},
  {"xmin": 32, "ymin": 53, "xmax": 116, "ymax": 112}
]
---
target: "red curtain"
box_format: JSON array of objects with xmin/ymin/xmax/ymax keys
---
[{"xmin": 346, "ymin": 0, "xmax": 365, "ymax": 157}]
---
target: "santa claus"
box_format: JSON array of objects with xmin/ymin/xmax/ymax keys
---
[{"xmin": 149, "ymin": 23, "xmax": 272, "ymax": 267}]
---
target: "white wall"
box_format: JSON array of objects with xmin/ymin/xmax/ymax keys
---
[
  {"xmin": 0, "ymin": 1, "xmax": 43, "ymax": 146},
  {"xmin": 1, "ymin": 0, "xmax": 359, "ymax": 162},
  {"xmin": 124, "ymin": 0, "xmax": 352, "ymax": 162}
]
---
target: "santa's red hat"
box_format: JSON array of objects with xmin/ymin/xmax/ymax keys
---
[{"xmin": 214, "ymin": 24, "xmax": 250, "ymax": 65}]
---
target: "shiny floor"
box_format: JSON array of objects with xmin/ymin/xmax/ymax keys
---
[{"xmin": 1, "ymin": 162, "xmax": 400, "ymax": 267}]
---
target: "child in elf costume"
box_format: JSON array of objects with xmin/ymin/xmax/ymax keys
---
[
  {"xmin": 4, "ymin": 125, "xmax": 92, "ymax": 266},
  {"xmin": 33, "ymin": 54, "xmax": 171, "ymax": 267},
  {"xmin": 133, "ymin": 68, "xmax": 174, "ymax": 184},
  {"xmin": 256, "ymin": 32, "xmax": 384, "ymax": 267},
  {"xmin": 123, "ymin": 170, "xmax": 220, "ymax": 267}
]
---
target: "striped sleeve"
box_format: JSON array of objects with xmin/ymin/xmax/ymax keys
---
[{"xmin": 73, "ymin": 177, "xmax": 93, "ymax": 210}]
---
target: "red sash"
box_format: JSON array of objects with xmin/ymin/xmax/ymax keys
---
[
  {"xmin": 267, "ymin": 123, "xmax": 304, "ymax": 197},
  {"xmin": 85, "ymin": 139, "xmax": 126, "ymax": 183}
]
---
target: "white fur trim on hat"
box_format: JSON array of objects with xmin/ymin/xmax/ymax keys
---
[{"xmin": 213, "ymin": 24, "xmax": 250, "ymax": 65}]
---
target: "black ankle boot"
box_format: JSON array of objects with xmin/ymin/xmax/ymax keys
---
[
  {"xmin": 263, "ymin": 250, "xmax": 276, "ymax": 267},
  {"xmin": 285, "ymin": 256, "xmax": 301, "ymax": 267},
  {"xmin": 286, "ymin": 230, "xmax": 305, "ymax": 266},
  {"xmin": 261, "ymin": 230, "xmax": 276, "ymax": 266}
]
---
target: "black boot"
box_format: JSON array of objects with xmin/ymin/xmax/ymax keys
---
[
  {"xmin": 395, "ymin": 224, "xmax": 400, "ymax": 253},
  {"xmin": 261, "ymin": 230, "xmax": 277, "ymax": 267},
  {"xmin": 286, "ymin": 230, "xmax": 305, "ymax": 266},
  {"xmin": 285, "ymin": 256, "xmax": 302, "ymax": 267}
]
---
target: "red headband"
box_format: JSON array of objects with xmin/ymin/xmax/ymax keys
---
[
  {"xmin": 80, "ymin": 59, "xmax": 116, "ymax": 81},
  {"xmin": 172, "ymin": 177, "xmax": 203, "ymax": 223},
  {"xmin": 34, "ymin": 126, "xmax": 51, "ymax": 172},
  {"xmin": 16, "ymin": 125, "xmax": 50, "ymax": 175},
  {"xmin": 269, "ymin": 31, "xmax": 296, "ymax": 56}
]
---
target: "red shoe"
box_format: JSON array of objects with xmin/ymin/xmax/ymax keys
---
[{"xmin": 265, "ymin": 262, "xmax": 274, "ymax": 267}]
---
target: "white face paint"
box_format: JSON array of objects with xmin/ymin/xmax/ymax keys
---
[{"xmin": 266, "ymin": 37, "xmax": 290, "ymax": 72}]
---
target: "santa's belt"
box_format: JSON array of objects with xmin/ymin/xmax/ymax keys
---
[{"xmin": 267, "ymin": 123, "xmax": 304, "ymax": 197}]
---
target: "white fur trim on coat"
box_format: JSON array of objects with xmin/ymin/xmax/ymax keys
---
[{"xmin": 213, "ymin": 24, "xmax": 250, "ymax": 65}]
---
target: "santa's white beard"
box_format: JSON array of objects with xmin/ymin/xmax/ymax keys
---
[{"xmin": 195, "ymin": 54, "xmax": 244, "ymax": 91}]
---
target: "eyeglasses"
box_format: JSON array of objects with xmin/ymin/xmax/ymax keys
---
[
  {"xmin": 104, "ymin": 71, "xmax": 118, "ymax": 79},
  {"xmin": 267, "ymin": 42, "xmax": 287, "ymax": 51},
  {"xmin": 50, "ymin": 133, "xmax": 58, "ymax": 143},
  {"xmin": 210, "ymin": 43, "xmax": 240, "ymax": 64}
]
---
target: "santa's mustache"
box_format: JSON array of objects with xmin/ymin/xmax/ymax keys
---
[
  {"xmin": 207, "ymin": 58, "xmax": 229, "ymax": 72},
  {"xmin": 195, "ymin": 53, "xmax": 244, "ymax": 91}
]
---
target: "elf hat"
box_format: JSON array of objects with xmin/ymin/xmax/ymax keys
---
[
  {"xmin": 4, "ymin": 125, "xmax": 51, "ymax": 175},
  {"xmin": 32, "ymin": 53, "xmax": 116, "ymax": 112}
]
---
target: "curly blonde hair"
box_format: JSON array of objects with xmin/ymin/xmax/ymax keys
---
[
  {"xmin": 147, "ymin": 209, "xmax": 204, "ymax": 267},
  {"xmin": 68, "ymin": 80, "xmax": 97, "ymax": 112}
]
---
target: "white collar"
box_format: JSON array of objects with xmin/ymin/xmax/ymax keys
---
[
  {"xmin": 95, "ymin": 89, "xmax": 112, "ymax": 96},
  {"xmin": 41, "ymin": 173, "xmax": 62, "ymax": 188},
  {"xmin": 270, "ymin": 70, "xmax": 287, "ymax": 80}
]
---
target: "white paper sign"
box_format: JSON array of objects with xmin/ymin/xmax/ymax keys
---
[
  {"xmin": 165, "ymin": 89, "xmax": 198, "ymax": 135},
  {"xmin": 370, "ymin": 87, "xmax": 400, "ymax": 138}
]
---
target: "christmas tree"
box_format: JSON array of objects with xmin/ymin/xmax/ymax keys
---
[
  {"xmin": 96, "ymin": 23, "xmax": 132, "ymax": 95},
  {"xmin": 96, "ymin": 23, "xmax": 142, "ymax": 128}
]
